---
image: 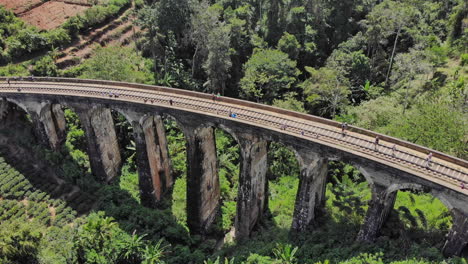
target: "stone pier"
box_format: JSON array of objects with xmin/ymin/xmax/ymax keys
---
[
  {"xmin": 75, "ymin": 106, "xmax": 121, "ymax": 182},
  {"xmin": 235, "ymin": 136, "xmax": 268, "ymax": 239},
  {"xmin": 132, "ymin": 114, "xmax": 172, "ymax": 208},
  {"xmin": 39, "ymin": 104, "xmax": 66, "ymax": 151},
  {"xmin": 185, "ymin": 125, "xmax": 220, "ymax": 235},
  {"xmin": 443, "ymin": 209, "xmax": 468, "ymax": 257},
  {"xmin": 291, "ymin": 153, "xmax": 328, "ymax": 232},
  {"xmin": 21, "ymin": 102, "xmax": 66, "ymax": 151},
  {"xmin": 357, "ymin": 184, "xmax": 396, "ymax": 242}
]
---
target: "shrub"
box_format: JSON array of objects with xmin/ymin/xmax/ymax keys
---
[
  {"xmin": 461, "ymin": 53, "xmax": 468, "ymax": 66},
  {"xmin": 5, "ymin": 29, "xmax": 48, "ymax": 58},
  {"xmin": 32, "ymin": 55, "xmax": 58, "ymax": 77},
  {"xmin": 45, "ymin": 28, "xmax": 71, "ymax": 48},
  {"xmin": 62, "ymin": 16, "xmax": 84, "ymax": 38}
]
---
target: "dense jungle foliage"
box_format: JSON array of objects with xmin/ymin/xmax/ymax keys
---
[{"xmin": 0, "ymin": 0, "xmax": 467, "ymax": 263}]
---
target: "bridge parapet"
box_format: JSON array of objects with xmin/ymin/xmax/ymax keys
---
[{"xmin": 1, "ymin": 78, "xmax": 467, "ymax": 256}]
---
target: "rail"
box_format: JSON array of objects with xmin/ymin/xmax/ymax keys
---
[{"xmin": 0, "ymin": 77, "xmax": 467, "ymax": 193}]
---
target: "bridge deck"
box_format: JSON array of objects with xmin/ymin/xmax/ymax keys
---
[{"xmin": 0, "ymin": 78, "xmax": 467, "ymax": 195}]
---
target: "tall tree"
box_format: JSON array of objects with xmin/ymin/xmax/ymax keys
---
[
  {"xmin": 138, "ymin": 6, "xmax": 164, "ymax": 80},
  {"xmin": 203, "ymin": 23, "xmax": 233, "ymax": 95},
  {"xmin": 363, "ymin": 1, "xmax": 419, "ymax": 86},
  {"xmin": 265, "ymin": 0, "xmax": 282, "ymax": 45},
  {"xmin": 155, "ymin": 0, "xmax": 191, "ymax": 45},
  {"xmin": 240, "ymin": 49, "xmax": 299, "ymax": 103},
  {"xmin": 190, "ymin": 2, "xmax": 223, "ymax": 78},
  {"xmin": 301, "ymin": 66, "xmax": 351, "ymax": 117}
]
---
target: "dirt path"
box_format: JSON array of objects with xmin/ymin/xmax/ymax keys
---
[{"xmin": 56, "ymin": 8, "xmax": 141, "ymax": 69}]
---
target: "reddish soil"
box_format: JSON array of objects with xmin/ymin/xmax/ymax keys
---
[
  {"xmin": 19, "ymin": 1, "xmax": 90, "ymax": 30},
  {"xmin": 0, "ymin": 0, "xmax": 43, "ymax": 14},
  {"xmin": 56, "ymin": 8, "xmax": 141, "ymax": 69}
]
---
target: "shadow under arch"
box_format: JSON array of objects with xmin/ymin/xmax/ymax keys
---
[
  {"xmin": 212, "ymin": 124, "xmax": 241, "ymax": 238},
  {"xmin": 106, "ymin": 108, "xmax": 141, "ymax": 201},
  {"xmin": 347, "ymin": 161, "xmax": 376, "ymax": 188},
  {"xmin": 380, "ymin": 182, "xmax": 453, "ymax": 245},
  {"xmin": 3, "ymin": 98, "xmax": 31, "ymax": 117},
  {"xmin": 265, "ymin": 141, "xmax": 301, "ymax": 229},
  {"xmin": 158, "ymin": 112, "xmax": 190, "ymax": 227},
  {"xmin": 461, "ymin": 244, "xmax": 468, "ymax": 258},
  {"xmin": 325, "ymin": 160, "xmax": 373, "ymax": 228}
]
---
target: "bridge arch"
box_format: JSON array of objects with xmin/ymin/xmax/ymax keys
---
[
  {"xmin": 349, "ymin": 162, "xmax": 376, "ymax": 188},
  {"xmin": 383, "ymin": 182, "xmax": 456, "ymax": 215},
  {"xmin": 266, "ymin": 141, "xmax": 301, "ymax": 228},
  {"xmin": 3, "ymin": 98, "xmax": 31, "ymax": 115},
  {"xmin": 1, "ymin": 78, "xmax": 468, "ymax": 256}
]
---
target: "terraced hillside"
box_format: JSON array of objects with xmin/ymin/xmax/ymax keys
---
[
  {"xmin": 0, "ymin": 152, "xmax": 93, "ymax": 226},
  {"xmin": 56, "ymin": 8, "xmax": 141, "ymax": 69}
]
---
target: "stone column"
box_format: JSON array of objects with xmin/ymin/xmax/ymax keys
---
[
  {"xmin": 154, "ymin": 115, "xmax": 172, "ymax": 189},
  {"xmin": 356, "ymin": 184, "xmax": 396, "ymax": 242},
  {"xmin": 39, "ymin": 104, "xmax": 66, "ymax": 151},
  {"xmin": 185, "ymin": 125, "xmax": 220, "ymax": 235},
  {"xmin": 75, "ymin": 106, "xmax": 121, "ymax": 182},
  {"xmin": 443, "ymin": 209, "xmax": 468, "ymax": 257},
  {"xmin": 291, "ymin": 153, "xmax": 328, "ymax": 232},
  {"xmin": 0, "ymin": 99, "xmax": 11, "ymax": 121},
  {"xmin": 51, "ymin": 104, "xmax": 67, "ymax": 144},
  {"xmin": 235, "ymin": 136, "xmax": 268, "ymax": 240},
  {"xmin": 132, "ymin": 114, "xmax": 172, "ymax": 208},
  {"xmin": 24, "ymin": 102, "xmax": 66, "ymax": 151},
  {"xmin": 0, "ymin": 100, "xmax": 27, "ymax": 124}
]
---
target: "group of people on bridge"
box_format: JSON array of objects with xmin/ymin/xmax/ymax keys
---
[{"xmin": 5, "ymin": 78, "xmax": 457, "ymax": 189}]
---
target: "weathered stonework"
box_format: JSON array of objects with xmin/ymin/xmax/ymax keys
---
[
  {"xmin": 185, "ymin": 125, "xmax": 220, "ymax": 235},
  {"xmin": 133, "ymin": 114, "xmax": 172, "ymax": 208},
  {"xmin": 291, "ymin": 152, "xmax": 328, "ymax": 232},
  {"xmin": 235, "ymin": 136, "xmax": 268, "ymax": 240},
  {"xmin": 443, "ymin": 209, "xmax": 468, "ymax": 257},
  {"xmin": 74, "ymin": 105, "xmax": 122, "ymax": 182},
  {"xmin": 3, "ymin": 89, "xmax": 468, "ymax": 257},
  {"xmin": 13, "ymin": 100, "xmax": 67, "ymax": 151},
  {"xmin": 37, "ymin": 104, "xmax": 66, "ymax": 151},
  {"xmin": 154, "ymin": 115, "xmax": 172, "ymax": 189},
  {"xmin": 0, "ymin": 99, "xmax": 25, "ymax": 123},
  {"xmin": 356, "ymin": 184, "xmax": 396, "ymax": 242}
]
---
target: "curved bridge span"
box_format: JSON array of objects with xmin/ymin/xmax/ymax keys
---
[{"xmin": 1, "ymin": 77, "xmax": 468, "ymax": 256}]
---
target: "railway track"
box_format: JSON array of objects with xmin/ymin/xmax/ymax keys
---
[{"xmin": 0, "ymin": 78, "xmax": 467, "ymax": 193}]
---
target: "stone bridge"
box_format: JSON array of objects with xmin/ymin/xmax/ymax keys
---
[{"xmin": 1, "ymin": 77, "xmax": 467, "ymax": 256}]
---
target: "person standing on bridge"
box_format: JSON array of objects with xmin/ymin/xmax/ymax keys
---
[
  {"xmin": 425, "ymin": 152, "xmax": 433, "ymax": 167},
  {"xmin": 212, "ymin": 94, "xmax": 216, "ymax": 102},
  {"xmin": 341, "ymin": 122, "xmax": 348, "ymax": 135},
  {"xmin": 7, "ymin": 78, "xmax": 10, "ymax": 86},
  {"xmin": 374, "ymin": 136, "xmax": 380, "ymax": 150},
  {"xmin": 169, "ymin": 99, "xmax": 173, "ymax": 106},
  {"xmin": 392, "ymin": 144, "xmax": 397, "ymax": 156}
]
